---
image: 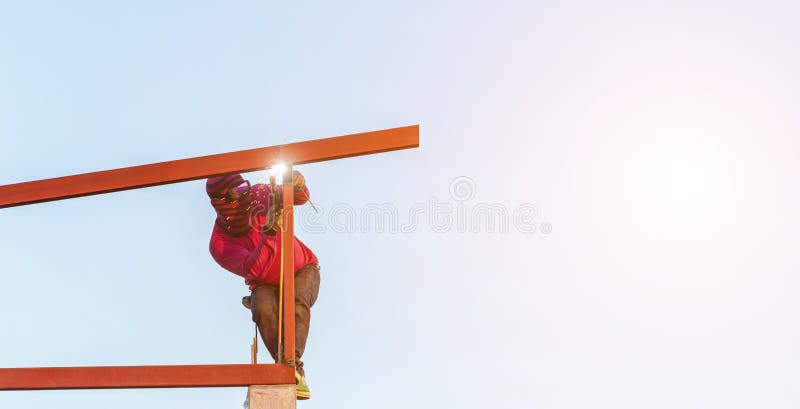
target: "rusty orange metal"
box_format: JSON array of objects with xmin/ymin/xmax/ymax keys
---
[
  {"xmin": 0, "ymin": 125, "xmax": 419, "ymax": 209},
  {"xmin": 0, "ymin": 364, "xmax": 294, "ymax": 390},
  {"xmin": 281, "ymin": 166, "xmax": 296, "ymax": 367},
  {"xmin": 0, "ymin": 125, "xmax": 419, "ymax": 390}
]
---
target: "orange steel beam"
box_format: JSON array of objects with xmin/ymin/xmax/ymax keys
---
[
  {"xmin": 0, "ymin": 125, "xmax": 419, "ymax": 391},
  {"xmin": 0, "ymin": 125, "xmax": 419, "ymax": 209},
  {"xmin": 0, "ymin": 364, "xmax": 294, "ymax": 390},
  {"xmin": 281, "ymin": 166, "xmax": 296, "ymax": 367}
]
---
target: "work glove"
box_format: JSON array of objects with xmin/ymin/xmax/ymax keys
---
[
  {"xmin": 263, "ymin": 170, "xmax": 305, "ymax": 233},
  {"xmin": 269, "ymin": 170, "xmax": 305, "ymax": 190}
]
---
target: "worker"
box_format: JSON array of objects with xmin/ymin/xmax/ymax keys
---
[{"xmin": 206, "ymin": 171, "xmax": 319, "ymax": 400}]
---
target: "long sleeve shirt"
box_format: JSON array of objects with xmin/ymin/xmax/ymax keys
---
[{"xmin": 209, "ymin": 182, "xmax": 318, "ymax": 289}]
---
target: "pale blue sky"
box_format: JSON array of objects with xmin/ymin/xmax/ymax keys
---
[{"xmin": 2, "ymin": 1, "xmax": 800, "ymax": 408}]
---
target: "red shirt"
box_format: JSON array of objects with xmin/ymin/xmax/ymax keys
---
[{"xmin": 209, "ymin": 183, "xmax": 318, "ymax": 289}]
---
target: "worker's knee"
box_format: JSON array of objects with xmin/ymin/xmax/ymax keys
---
[
  {"xmin": 250, "ymin": 286, "xmax": 279, "ymax": 323},
  {"xmin": 251, "ymin": 300, "xmax": 277, "ymax": 323},
  {"xmin": 296, "ymin": 264, "xmax": 320, "ymax": 309}
]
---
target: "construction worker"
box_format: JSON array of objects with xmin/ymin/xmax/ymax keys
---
[{"xmin": 206, "ymin": 171, "xmax": 319, "ymax": 400}]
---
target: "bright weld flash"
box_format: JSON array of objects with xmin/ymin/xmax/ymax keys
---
[{"xmin": 271, "ymin": 163, "xmax": 288, "ymax": 177}]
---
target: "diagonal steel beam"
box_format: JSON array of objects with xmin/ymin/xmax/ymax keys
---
[
  {"xmin": 0, "ymin": 125, "xmax": 419, "ymax": 209},
  {"xmin": 0, "ymin": 364, "xmax": 295, "ymax": 390}
]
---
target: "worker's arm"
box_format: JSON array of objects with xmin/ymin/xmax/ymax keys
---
[
  {"xmin": 209, "ymin": 233, "xmax": 279, "ymax": 282},
  {"xmin": 254, "ymin": 171, "xmax": 310, "ymax": 206},
  {"xmin": 291, "ymin": 170, "xmax": 310, "ymax": 205},
  {"xmin": 293, "ymin": 184, "xmax": 310, "ymax": 205}
]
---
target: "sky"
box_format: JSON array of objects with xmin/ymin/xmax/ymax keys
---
[{"xmin": 1, "ymin": 1, "xmax": 800, "ymax": 408}]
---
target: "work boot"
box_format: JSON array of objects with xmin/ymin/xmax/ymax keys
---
[
  {"xmin": 295, "ymin": 370, "xmax": 311, "ymax": 400},
  {"xmin": 242, "ymin": 295, "xmax": 252, "ymax": 310}
]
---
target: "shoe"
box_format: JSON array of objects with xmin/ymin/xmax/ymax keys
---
[
  {"xmin": 295, "ymin": 370, "xmax": 311, "ymax": 400},
  {"xmin": 242, "ymin": 296, "xmax": 252, "ymax": 310}
]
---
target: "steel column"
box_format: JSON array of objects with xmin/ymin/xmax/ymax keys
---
[{"xmin": 281, "ymin": 165, "xmax": 296, "ymax": 367}]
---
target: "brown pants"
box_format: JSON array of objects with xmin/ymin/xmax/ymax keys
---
[{"xmin": 251, "ymin": 263, "xmax": 320, "ymax": 376}]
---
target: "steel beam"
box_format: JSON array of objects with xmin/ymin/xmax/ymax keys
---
[
  {"xmin": 0, "ymin": 125, "xmax": 419, "ymax": 209},
  {"xmin": 281, "ymin": 166, "xmax": 296, "ymax": 367},
  {"xmin": 0, "ymin": 364, "xmax": 295, "ymax": 390}
]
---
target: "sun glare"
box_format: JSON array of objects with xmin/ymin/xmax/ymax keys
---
[{"xmin": 629, "ymin": 128, "xmax": 737, "ymax": 236}]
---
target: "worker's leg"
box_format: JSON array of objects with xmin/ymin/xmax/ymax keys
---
[
  {"xmin": 251, "ymin": 284, "xmax": 280, "ymax": 362},
  {"xmin": 250, "ymin": 264, "xmax": 320, "ymax": 373},
  {"xmin": 293, "ymin": 263, "xmax": 321, "ymax": 376}
]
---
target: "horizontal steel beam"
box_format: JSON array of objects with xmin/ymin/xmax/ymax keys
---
[
  {"xmin": 0, "ymin": 125, "xmax": 419, "ymax": 208},
  {"xmin": 0, "ymin": 364, "xmax": 295, "ymax": 390}
]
